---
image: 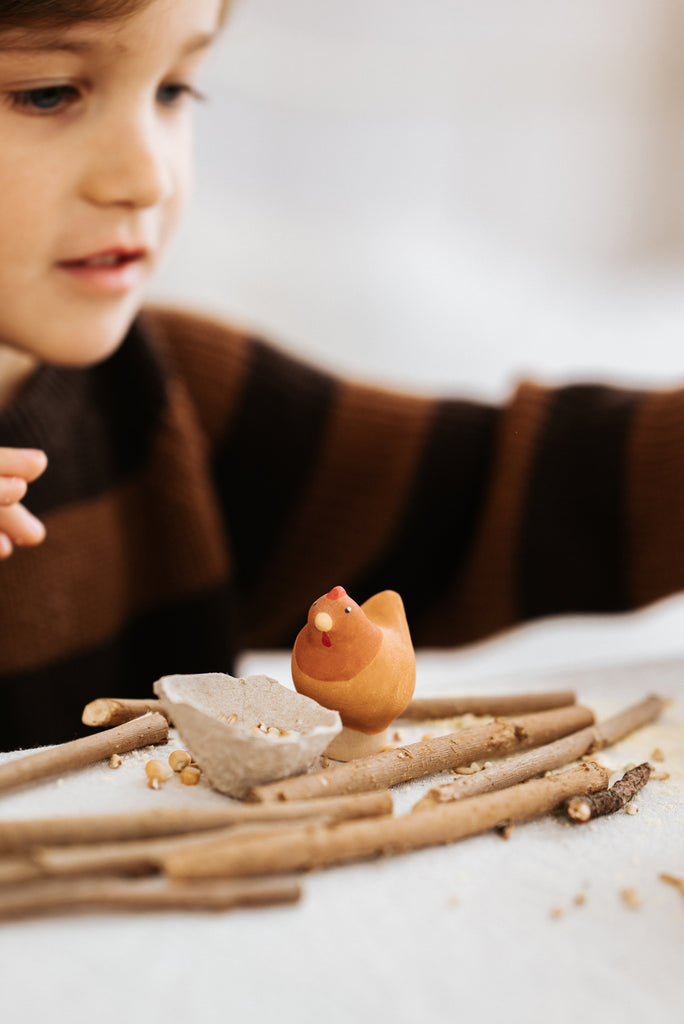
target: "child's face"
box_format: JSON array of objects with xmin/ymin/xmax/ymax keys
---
[{"xmin": 0, "ymin": 0, "xmax": 222, "ymax": 367}]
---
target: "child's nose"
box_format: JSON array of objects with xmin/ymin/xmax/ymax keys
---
[{"xmin": 80, "ymin": 119, "xmax": 174, "ymax": 210}]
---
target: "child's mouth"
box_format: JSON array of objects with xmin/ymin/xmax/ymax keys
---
[{"xmin": 58, "ymin": 249, "xmax": 147, "ymax": 292}]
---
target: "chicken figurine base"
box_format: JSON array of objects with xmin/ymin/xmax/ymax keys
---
[
  {"xmin": 291, "ymin": 586, "xmax": 416, "ymax": 761},
  {"xmin": 325, "ymin": 725, "xmax": 390, "ymax": 762}
]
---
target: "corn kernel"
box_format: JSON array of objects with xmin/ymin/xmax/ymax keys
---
[
  {"xmin": 145, "ymin": 759, "xmax": 172, "ymax": 789},
  {"xmin": 180, "ymin": 765, "xmax": 202, "ymax": 786},
  {"xmin": 168, "ymin": 749, "xmax": 191, "ymax": 773}
]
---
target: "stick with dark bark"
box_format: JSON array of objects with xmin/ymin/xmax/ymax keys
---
[{"xmin": 564, "ymin": 762, "xmax": 652, "ymax": 823}]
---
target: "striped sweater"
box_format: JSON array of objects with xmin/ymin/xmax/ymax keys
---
[{"xmin": 1, "ymin": 306, "xmax": 683, "ymax": 750}]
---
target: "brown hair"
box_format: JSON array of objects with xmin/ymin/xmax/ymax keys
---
[{"xmin": 0, "ymin": 0, "xmax": 231, "ymax": 31}]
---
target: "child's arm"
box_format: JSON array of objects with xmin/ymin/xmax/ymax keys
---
[{"xmin": 0, "ymin": 447, "xmax": 47, "ymax": 558}]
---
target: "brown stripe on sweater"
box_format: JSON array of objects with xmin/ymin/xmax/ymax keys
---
[
  {"xmin": 517, "ymin": 384, "xmax": 641, "ymax": 619},
  {"xmin": 235, "ymin": 380, "xmax": 434, "ymax": 648},
  {"xmin": 414, "ymin": 382, "xmax": 552, "ymax": 646},
  {"xmin": 142, "ymin": 306, "xmax": 253, "ymax": 445},
  {"xmin": 215, "ymin": 339, "xmax": 338, "ymax": 596},
  {"xmin": 0, "ymin": 378, "xmax": 230, "ymax": 676},
  {"xmin": 626, "ymin": 386, "xmax": 684, "ymax": 608}
]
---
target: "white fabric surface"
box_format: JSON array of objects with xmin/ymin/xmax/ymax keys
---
[{"xmin": 1, "ymin": 596, "xmax": 683, "ymax": 1024}]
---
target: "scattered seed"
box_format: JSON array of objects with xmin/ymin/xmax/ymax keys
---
[
  {"xmin": 651, "ymin": 748, "xmax": 665, "ymax": 763},
  {"xmin": 621, "ymin": 887, "xmax": 641, "ymax": 909},
  {"xmin": 168, "ymin": 749, "xmax": 191, "ymax": 773},
  {"xmin": 145, "ymin": 759, "xmax": 172, "ymax": 789},
  {"xmin": 180, "ymin": 765, "xmax": 202, "ymax": 786},
  {"xmin": 625, "ymin": 803, "xmax": 639, "ymax": 815},
  {"xmin": 109, "ymin": 754, "xmax": 123, "ymax": 769}
]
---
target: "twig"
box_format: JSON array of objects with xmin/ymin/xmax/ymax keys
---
[
  {"xmin": 82, "ymin": 698, "xmax": 167, "ymax": 728},
  {"xmin": 0, "ymin": 875, "xmax": 301, "ymax": 922},
  {"xmin": 565, "ymin": 763, "xmax": 652, "ymax": 822},
  {"xmin": 82, "ymin": 690, "xmax": 577, "ymax": 728},
  {"xmin": 249, "ymin": 704, "xmax": 594, "ymax": 802},
  {"xmin": 415, "ymin": 694, "xmax": 665, "ymax": 808},
  {"xmin": 589, "ymin": 694, "xmax": 664, "ymax": 749},
  {"xmin": 19, "ymin": 824, "xmax": 294, "ymax": 879},
  {"xmin": 400, "ymin": 690, "xmax": 576, "ymax": 719},
  {"xmin": 0, "ymin": 713, "xmax": 169, "ymax": 795},
  {"xmin": 166, "ymin": 762, "xmax": 609, "ymax": 879},
  {"xmin": 0, "ymin": 791, "xmax": 392, "ymax": 854}
]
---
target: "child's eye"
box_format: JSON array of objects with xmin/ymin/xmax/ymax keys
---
[
  {"xmin": 8, "ymin": 84, "xmax": 80, "ymax": 114},
  {"xmin": 156, "ymin": 82, "xmax": 205, "ymax": 108}
]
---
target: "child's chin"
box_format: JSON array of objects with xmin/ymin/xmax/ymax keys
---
[{"xmin": 53, "ymin": 309, "xmax": 140, "ymax": 367}]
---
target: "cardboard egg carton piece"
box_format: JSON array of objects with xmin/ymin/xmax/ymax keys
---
[{"xmin": 153, "ymin": 672, "xmax": 341, "ymax": 798}]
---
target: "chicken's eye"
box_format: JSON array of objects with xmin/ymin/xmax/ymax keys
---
[{"xmin": 344, "ymin": 606, "xmax": 352, "ymax": 614}]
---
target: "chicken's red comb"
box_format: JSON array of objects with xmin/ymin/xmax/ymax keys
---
[{"xmin": 326, "ymin": 586, "xmax": 347, "ymax": 600}]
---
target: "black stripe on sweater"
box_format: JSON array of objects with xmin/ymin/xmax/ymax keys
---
[
  {"xmin": 1, "ymin": 320, "xmax": 167, "ymax": 513},
  {"xmin": 354, "ymin": 398, "xmax": 500, "ymax": 633},
  {"xmin": 517, "ymin": 384, "xmax": 641, "ymax": 619},
  {"xmin": 216, "ymin": 340, "xmax": 337, "ymax": 592}
]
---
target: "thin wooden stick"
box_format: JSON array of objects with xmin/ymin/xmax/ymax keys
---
[
  {"xmin": 400, "ymin": 690, "xmax": 576, "ymax": 719},
  {"xmin": 0, "ymin": 790, "xmax": 392, "ymax": 854},
  {"xmin": 22, "ymin": 823, "xmax": 295, "ymax": 879},
  {"xmin": 82, "ymin": 698, "xmax": 167, "ymax": 728},
  {"xmin": 0, "ymin": 713, "xmax": 169, "ymax": 795},
  {"xmin": 249, "ymin": 704, "xmax": 595, "ymax": 802},
  {"xmin": 82, "ymin": 689, "xmax": 578, "ymax": 728},
  {"xmin": 415, "ymin": 694, "xmax": 665, "ymax": 808},
  {"xmin": 165, "ymin": 762, "xmax": 608, "ymax": 879},
  {"xmin": 0, "ymin": 874, "xmax": 301, "ymax": 921},
  {"xmin": 565, "ymin": 763, "xmax": 652, "ymax": 822}
]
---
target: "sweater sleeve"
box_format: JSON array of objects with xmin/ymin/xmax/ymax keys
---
[{"xmin": 146, "ymin": 306, "xmax": 684, "ymax": 650}]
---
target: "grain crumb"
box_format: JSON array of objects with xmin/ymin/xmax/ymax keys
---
[
  {"xmin": 620, "ymin": 887, "xmax": 641, "ymax": 909},
  {"xmin": 550, "ymin": 906, "xmax": 564, "ymax": 920},
  {"xmin": 109, "ymin": 754, "xmax": 123, "ymax": 769},
  {"xmin": 625, "ymin": 803, "xmax": 639, "ymax": 815},
  {"xmin": 660, "ymin": 873, "xmax": 684, "ymax": 900},
  {"xmin": 574, "ymin": 892, "xmax": 587, "ymax": 906},
  {"xmin": 651, "ymin": 748, "xmax": 665, "ymax": 763}
]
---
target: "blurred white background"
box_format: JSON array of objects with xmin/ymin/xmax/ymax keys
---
[{"xmin": 150, "ymin": 0, "xmax": 684, "ymax": 399}]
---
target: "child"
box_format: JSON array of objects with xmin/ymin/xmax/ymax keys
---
[{"xmin": 1, "ymin": 0, "xmax": 683, "ymax": 750}]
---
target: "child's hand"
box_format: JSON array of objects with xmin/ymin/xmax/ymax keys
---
[{"xmin": 0, "ymin": 448, "xmax": 48, "ymax": 558}]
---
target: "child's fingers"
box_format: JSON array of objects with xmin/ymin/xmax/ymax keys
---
[
  {"xmin": 0, "ymin": 476, "xmax": 28, "ymax": 505},
  {"xmin": 0, "ymin": 447, "xmax": 48, "ymax": 483},
  {"xmin": 0, "ymin": 503, "xmax": 46, "ymax": 549}
]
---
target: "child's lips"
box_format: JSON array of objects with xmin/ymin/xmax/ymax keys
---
[{"xmin": 57, "ymin": 248, "xmax": 149, "ymax": 293}]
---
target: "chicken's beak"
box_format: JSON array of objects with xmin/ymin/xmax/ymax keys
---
[{"xmin": 314, "ymin": 612, "xmax": 333, "ymax": 633}]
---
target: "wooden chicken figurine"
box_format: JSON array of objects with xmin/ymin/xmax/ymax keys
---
[{"xmin": 291, "ymin": 586, "xmax": 415, "ymax": 760}]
